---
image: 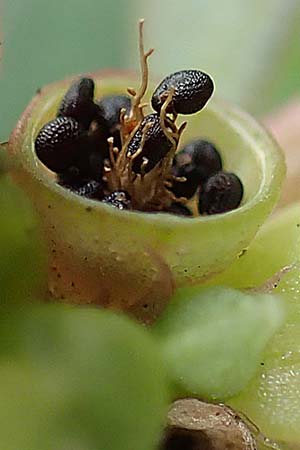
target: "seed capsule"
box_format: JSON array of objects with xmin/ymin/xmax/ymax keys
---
[
  {"xmin": 127, "ymin": 113, "xmax": 172, "ymax": 173},
  {"xmin": 102, "ymin": 191, "xmax": 131, "ymax": 210},
  {"xmin": 198, "ymin": 171, "xmax": 243, "ymax": 215},
  {"xmin": 171, "ymin": 139, "xmax": 222, "ymax": 199},
  {"xmin": 57, "ymin": 77, "xmax": 97, "ymax": 129},
  {"xmin": 96, "ymin": 95, "xmax": 132, "ymax": 148},
  {"xmin": 151, "ymin": 70, "xmax": 214, "ymax": 115},
  {"xmin": 35, "ymin": 116, "xmax": 84, "ymax": 173}
]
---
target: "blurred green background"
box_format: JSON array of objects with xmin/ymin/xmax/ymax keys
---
[{"xmin": 0, "ymin": 0, "xmax": 299, "ymax": 141}]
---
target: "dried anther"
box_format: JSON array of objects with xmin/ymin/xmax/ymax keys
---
[
  {"xmin": 199, "ymin": 171, "xmax": 243, "ymax": 215},
  {"xmin": 160, "ymin": 398, "xmax": 257, "ymax": 450},
  {"xmin": 152, "ymin": 70, "xmax": 214, "ymax": 115}
]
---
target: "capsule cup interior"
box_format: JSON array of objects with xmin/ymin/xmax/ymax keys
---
[{"xmin": 9, "ymin": 71, "xmax": 286, "ymax": 323}]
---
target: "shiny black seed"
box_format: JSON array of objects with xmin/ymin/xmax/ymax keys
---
[
  {"xmin": 165, "ymin": 203, "xmax": 192, "ymax": 217},
  {"xmin": 102, "ymin": 191, "xmax": 131, "ymax": 210},
  {"xmin": 57, "ymin": 77, "xmax": 97, "ymax": 129},
  {"xmin": 60, "ymin": 179, "xmax": 102, "ymax": 199},
  {"xmin": 35, "ymin": 116, "xmax": 84, "ymax": 172},
  {"xmin": 171, "ymin": 139, "xmax": 222, "ymax": 199},
  {"xmin": 96, "ymin": 95, "xmax": 132, "ymax": 148},
  {"xmin": 151, "ymin": 70, "xmax": 214, "ymax": 115},
  {"xmin": 198, "ymin": 171, "xmax": 243, "ymax": 215},
  {"xmin": 127, "ymin": 113, "xmax": 172, "ymax": 173},
  {"xmin": 178, "ymin": 140, "xmax": 222, "ymax": 181},
  {"xmin": 171, "ymin": 174, "xmax": 199, "ymax": 200}
]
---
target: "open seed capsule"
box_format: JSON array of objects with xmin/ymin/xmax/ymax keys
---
[{"xmin": 9, "ymin": 72, "xmax": 285, "ymax": 323}]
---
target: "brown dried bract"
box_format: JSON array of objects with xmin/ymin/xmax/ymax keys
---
[{"xmin": 160, "ymin": 398, "xmax": 257, "ymax": 450}]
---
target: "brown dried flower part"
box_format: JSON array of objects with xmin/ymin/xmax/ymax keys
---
[
  {"xmin": 160, "ymin": 398, "xmax": 258, "ymax": 450},
  {"xmin": 104, "ymin": 19, "xmax": 187, "ymax": 212}
]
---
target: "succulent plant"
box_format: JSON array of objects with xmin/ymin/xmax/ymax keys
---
[{"xmin": 8, "ymin": 21, "xmax": 285, "ymax": 324}]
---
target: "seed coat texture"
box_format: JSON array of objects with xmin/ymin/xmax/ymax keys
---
[
  {"xmin": 199, "ymin": 171, "xmax": 243, "ymax": 215},
  {"xmin": 151, "ymin": 70, "xmax": 214, "ymax": 115},
  {"xmin": 103, "ymin": 191, "xmax": 131, "ymax": 210},
  {"xmin": 35, "ymin": 116, "xmax": 84, "ymax": 173},
  {"xmin": 127, "ymin": 113, "xmax": 173, "ymax": 173}
]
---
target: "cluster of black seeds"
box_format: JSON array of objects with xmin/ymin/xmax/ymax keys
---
[{"xmin": 35, "ymin": 40, "xmax": 243, "ymax": 217}]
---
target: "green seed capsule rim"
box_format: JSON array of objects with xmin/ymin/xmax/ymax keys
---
[{"xmin": 11, "ymin": 71, "xmax": 286, "ymax": 230}]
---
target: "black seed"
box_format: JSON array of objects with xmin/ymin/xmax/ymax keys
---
[
  {"xmin": 165, "ymin": 203, "xmax": 193, "ymax": 217},
  {"xmin": 57, "ymin": 166, "xmax": 82, "ymax": 185},
  {"xmin": 171, "ymin": 162, "xmax": 200, "ymax": 199},
  {"xmin": 88, "ymin": 121, "xmax": 109, "ymax": 159},
  {"xmin": 72, "ymin": 138, "xmax": 105, "ymax": 182},
  {"xmin": 171, "ymin": 139, "xmax": 222, "ymax": 199},
  {"xmin": 57, "ymin": 77, "xmax": 97, "ymax": 129},
  {"xmin": 61, "ymin": 179, "xmax": 102, "ymax": 199},
  {"xmin": 178, "ymin": 139, "xmax": 222, "ymax": 181},
  {"xmin": 56, "ymin": 125, "xmax": 106, "ymax": 182},
  {"xmin": 96, "ymin": 94, "xmax": 132, "ymax": 148},
  {"xmin": 127, "ymin": 113, "xmax": 172, "ymax": 173},
  {"xmin": 102, "ymin": 191, "xmax": 131, "ymax": 210},
  {"xmin": 35, "ymin": 116, "xmax": 84, "ymax": 172},
  {"xmin": 198, "ymin": 171, "xmax": 243, "ymax": 215},
  {"xmin": 171, "ymin": 176, "xmax": 199, "ymax": 200},
  {"xmin": 86, "ymin": 149, "xmax": 105, "ymax": 181},
  {"xmin": 152, "ymin": 70, "xmax": 214, "ymax": 115}
]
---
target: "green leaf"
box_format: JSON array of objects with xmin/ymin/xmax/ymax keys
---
[{"xmin": 154, "ymin": 286, "xmax": 284, "ymax": 401}]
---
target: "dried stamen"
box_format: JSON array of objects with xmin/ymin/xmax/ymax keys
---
[
  {"xmin": 130, "ymin": 19, "xmax": 154, "ymax": 123},
  {"xmin": 34, "ymin": 19, "xmax": 219, "ymax": 217}
]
